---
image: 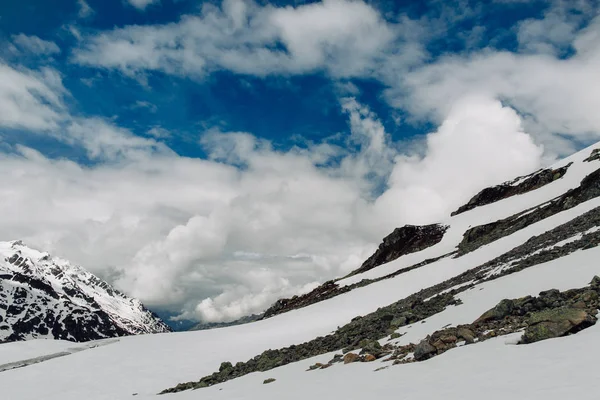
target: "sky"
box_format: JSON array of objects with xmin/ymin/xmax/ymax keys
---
[{"xmin": 1, "ymin": 0, "xmax": 600, "ymax": 324}]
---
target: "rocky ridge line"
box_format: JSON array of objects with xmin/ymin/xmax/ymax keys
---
[
  {"xmin": 160, "ymin": 203, "xmax": 600, "ymax": 393},
  {"xmin": 458, "ymin": 166, "xmax": 600, "ymax": 255},
  {"xmin": 451, "ymin": 163, "xmax": 572, "ymax": 216}
]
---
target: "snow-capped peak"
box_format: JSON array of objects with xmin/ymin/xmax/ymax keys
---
[{"xmin": 0, "ymin": 240, "xmax": 170, "ymax": 343}]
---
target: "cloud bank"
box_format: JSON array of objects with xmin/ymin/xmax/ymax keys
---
[{"xmin": 3, "ymin": 0, "xmax": 600, "ymax": 322}]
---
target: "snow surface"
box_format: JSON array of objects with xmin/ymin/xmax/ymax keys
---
[{"xmin": 0, "ymin": 142, "xmax": 599, "ymax": 399}]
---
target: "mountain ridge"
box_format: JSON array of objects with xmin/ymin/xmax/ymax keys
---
[{"xmin": 0, "ymin": 240, "xmax": 170, "ymax": 343}]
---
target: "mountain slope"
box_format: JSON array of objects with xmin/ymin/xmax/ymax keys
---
[
  {"xmin": 0, "ymin": 241, "xmax": 170, "ymax": 343},
  {"xmin": 1, "ymin": 142, "xmax": 600, "ymax": 399}
]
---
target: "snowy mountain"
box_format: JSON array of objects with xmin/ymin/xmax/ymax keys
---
[
  {"xmin": 2, "ymin": 142, "xmax": 600, "ymax": 399},
  {"xmin": 0, "ymin": 240, "xmax": 170, "ymax": 343}
]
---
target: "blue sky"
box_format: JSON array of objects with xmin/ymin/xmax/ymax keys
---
[
  {"xmin": 0, "ymin": 0, "xmax": 564, "ymax": 160},
  {"xmin": 2, "ymin": 0, "xmax": 600, "ymax": 325}
]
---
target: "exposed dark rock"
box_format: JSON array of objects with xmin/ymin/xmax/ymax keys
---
[
  {"xmin": 1, "ymin": 244, "xmax": 171, "ymax": 343},
  {"xmin": 521, "ymin": 307, "xmax": 597, "ymax": 344},
  {"xmin": 457, "ymin": 167, "xmax": 600, "ymax": 255},
  {"xmin": 262, "ymin": 252, "xmax": 453, "ymax": 319},
  {"xmin": 349, "ymin": 224, "xmax": 448, "ymax": 277},
  {"xmin": 262, "ymin": 281, "xmax": 350, "ymax": 319},
  {"xmin": 451, "ymin": 163, "xmax": 572, "ymax": 216},
  {"xmin": 413, "ymin": 339, "xmax": 436, "ymax": 361},
  {"xmin": 263, "ymin": 378, "xmax": 276, "ymax": 384},
  {"xmin": 474, "ymin": 299, "xmax": 515, "ymax": 323},
  {"xmin": 161, "ymin": 204, "xmax": 600, "ymax": 395},
  {"xmin": 584, "ymin": 149, "xmax": 600, "ymax": 162},
  {"xmin": 363, "ymin": 354, "xmax": 377, "ymax": 362},
  {"xmin": 343, "ymin": 353, "xmax": 360, "ymax": 364}
]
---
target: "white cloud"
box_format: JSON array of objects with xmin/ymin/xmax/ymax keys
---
[
  {"xmin": 11, "ymin": 34, "xmax": 61, "ymax": 55},
  {"xmin": 369, "ymin": 96, "xmax": 543, "ymax": 228},
  {"xmin": 0, "ymin": 64, "xmax": 67, "ymax": 131},
  {"xmin": 4, "ymin": 0, "xmax": 600, "ymax": 323},
  {"xmin": 78, "ymin": 0, "xmax": 94, "ymax": 18},
  {"xmin": 0, "ymin": 65, "xmax": 544, "ymax": 321},
  {"xmin": 127, "ymin": 0, "xmax": 160, "ymax": 11},
  {"xmin": 132, "ymin": 100, "xmax": 157, "ymax": 113},
  {"xmin": 73, "ymin": 0, "xmax": 404, "ymax": 78},
  {"xmin": 387, "ymin": 14, "xmax": 600, "ymax": 158},
  {"xmin": 147, "ymin": 126, "xmax": 170, "ymax": 138}
]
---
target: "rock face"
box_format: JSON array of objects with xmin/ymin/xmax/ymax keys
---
[
  {"xmin": 451, "ymin": 163, "xmax": 572, "ymax": 216},
  {"xmin": 349, "ymin": 224, "xmax": 448, "ymax": 277},
  {"xmin": 458, "ymin": 167, "xmax": 600, "ymax": 255},
  {"xmin": 584, "ymin": 148, "xmax": 600, "ymax": 162},
  {"xmin": 262, "ymin": 281, "xmax": 351, "ymax": 319},
  {"xmin": 0, "ymin": 241, "xmax": 171, "ymax": 343}
]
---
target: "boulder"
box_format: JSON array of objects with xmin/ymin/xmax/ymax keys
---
[
  {"xmin": 363, "ymin": 354, "xmax": 377, "ymax": 362},
  {"xmin": 521, "ymin": 307, "xmax": 597, "ymax": 344},
  {"xmin": 307, "ymin": 363, "xmax": 325, "ymax": 371},
  {"xmin": 475, "ymin": 299, "xmax": 514, "ymax": 323},
  {"xmin": 359, "ymin": 339, "xmax": 384, "ymax": 357},
  {"xmin": 343, "ymin": 353, "xmax": 360, "ymax": 364},
  {"xmin": 263, "ymin": 378, "xmax": 276, "ymax": 384},
  {"xmin": 456, "ymin": 328, "xmax": 475, "ymax": 344},
  {"xmin": 413, "ymin": 340, "xmax": 436, "ymax": 361}
]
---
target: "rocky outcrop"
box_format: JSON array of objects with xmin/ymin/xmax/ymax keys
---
[
  {"xmin": 584, "ymin": 148, "xmax": 600, "ymax": 162},
  {"xmin": 262, "ymin": 281, "xmax": 352, "ymax": 319},
  {"xmin": 262, "ymin": 252, "xmax": 453, "ymax": 319},
  {"xmin": 349, "ymin": 224, "xmax": 448, "ymax": 277},
  {"xmin": 521, "ymin": 307, "xmax": 594, "ymax": 343},
  {"xmin": 457, "ymin": 167, "xmax": 600, "ymax": 255},
  {"xmin": 451, "ymin": 163, "xmax": 572, "ymax": 216},
  {"xmin": 161, "ymin": 202, "xmax": 600, "ymax": 394},
  {"xmin": 160, "ymin": 292, "xmax": 460, "ymax": 394}
]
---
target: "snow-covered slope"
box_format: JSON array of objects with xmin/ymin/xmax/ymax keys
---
[
  {"xmin": 0, "ymin": 241, "xmax": 170, "ymax": 342},
  {"xmin": 1, "ymin": 142, "xmax": 600, "ymax": 400}
]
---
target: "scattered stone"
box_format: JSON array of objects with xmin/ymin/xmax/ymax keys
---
[
  {"xmin": 363, "ymin": 354, "xmax": 377, "ymax": 362},
  {"xmin": 475, "ymin": 299, "xmax": 514, "ymax": 323},
  {"xmin": 359, "ymin": 339, "xmax": 383, "ymax": 357},
  {"xmin": 307, "ymin": 363, "xmax": 325, "ymax": 371},
  {"xmin": 456, "ymin": 328, "xmax": 475, "ymax": 344},
  {"xmin": 413, "ymin": 340, "xmax": 436, "ymax": 361},
  {"xmin": 343, "ymin": 353, "xmax": 360, "ymax": 364}
]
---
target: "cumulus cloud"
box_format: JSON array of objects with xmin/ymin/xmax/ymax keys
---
[
  {"xmin": 4, "ymin": 0, "xmax": 600, "ymax": 323},
  {"xmin": 72, "ymin": 0, "xmax": 402, "ymax": 78},
  {"xmin": 388, "ymin": 13, "xmax": 600, "ymax": 158},
  {"xmin": 0, "ymin": 67, "xmax": 544, "ymax": 322},
  {"xmin": 369, "ymin": 96, "xmax": 543, "ymax": 228}
]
